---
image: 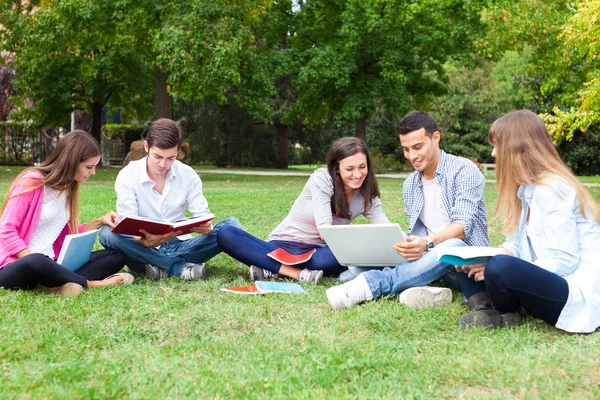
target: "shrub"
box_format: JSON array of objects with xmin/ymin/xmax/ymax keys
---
[
  {"xmin": 101, "ymin": 123, "xmax": 144, "ymax": 151},
  {"xmin": 556, "ymin": 128, "xmax": 600, "ymax": 176},
  {"xmin": 0, "ymin": 122, "xmax": 40, "ymax": 165}
]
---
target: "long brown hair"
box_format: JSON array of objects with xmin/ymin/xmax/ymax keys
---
[
  {"xmin": 489, "ymin": 110, "xmax": 600, "ymax": 235},
  {"xmin": 1, "ymin": 130, "xmax": 101, "ymax": 233},
  {"xmin": 327, "ymin": 137, "xmax": 380, "ymax": 218}
]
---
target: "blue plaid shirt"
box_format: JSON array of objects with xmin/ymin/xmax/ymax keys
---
[{"xmin": 402, "ymin": 151, "xmax": 489, "ymax": 246}]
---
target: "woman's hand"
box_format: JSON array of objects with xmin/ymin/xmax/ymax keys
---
[
  {"xmin": 85, "ymin": 211, "xmax": 120, "ymax": 230},
  {"xmin": 317, "ymin": 222, "xmax": 332, "ymax": 241},
  {"xmin": 455, "ymin": 263, "xmax": 486, "ymax": 282},
  {"xmin": 99, "ymin": 211, "xmax": 120, "ymax": 228}
]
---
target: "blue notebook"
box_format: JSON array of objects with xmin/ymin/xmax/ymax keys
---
[
  {"xmin": 56, "ymin": 229, "xmax": 98, "ymax": 272},
  {"xmin": 434, "ymin": 246, "xmax": 505, "ymax": 266},
  {"xmin": 255, "ymin": 281, "xmax": 306, "ymax": 294}
]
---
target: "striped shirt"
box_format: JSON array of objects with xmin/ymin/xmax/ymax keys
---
[{"xmin": 402, "ymin": 151, "xmax": 489, "ymax": 246}]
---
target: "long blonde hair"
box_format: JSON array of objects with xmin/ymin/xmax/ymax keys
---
[
  {"xmin": 489, "ymin": 110, "xmax": 600, "ymax": 235},
  {"xmin": 1, "ymin": 130, "xmax": 101, "ymax": 233}
]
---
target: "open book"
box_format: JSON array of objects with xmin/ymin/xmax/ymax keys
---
[
  {"xmin": 267, "ymin": 248, "xmax": 316, "ymax": 265},
  {"xmin": 433, "ymin": 246, "xmax": 506, "ymax": 266},
  {"xmin": 111, "ymin": 214, "xmax": 215, "ymax": 236},
  {"xmin": 56, "ymin": 229, "xmax": 98, "ymax": 272},
  {"xmin": 220, "ymin": 281, "xmax": 306, "ymax": 295}
]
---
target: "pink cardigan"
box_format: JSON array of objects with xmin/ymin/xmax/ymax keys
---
[{"xmin": 0, "ymin": 171, "xmax": 84, "ymax": 268}]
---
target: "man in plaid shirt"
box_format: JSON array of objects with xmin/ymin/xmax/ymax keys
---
[{"xmin": 327, "ymin": 111, "xmax": 489, "ymax": 309}]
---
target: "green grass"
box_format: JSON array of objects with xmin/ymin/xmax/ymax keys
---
[{"xmin": 1, "ymin": 166, "xmax": 600, "ymax": 398}]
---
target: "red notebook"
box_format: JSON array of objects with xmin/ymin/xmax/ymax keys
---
[
  {"xmin": 220, "ymin": 285, "xmax": 261, "ymax": 295},
  {"xmin": 111, "ymin": 214, "xmax": 215, "ymax": 236},
  {"xmin": 267, "ymin": 248, "xmax": 317, "ymax": 265}
]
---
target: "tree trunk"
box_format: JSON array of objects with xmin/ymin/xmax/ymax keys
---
[
  {"xmin": 216, "ymin": 131, "xmax": 228, "ymax": 167},
  {"xmin": 90, "ymin": 102, "xmax": 103, "ymax": 144},
  {"xmin": 355, "ymin": 108, "xmax": 367, "ymax": 141},
  {"xmin": 274, "ymin": 122, "xmax": 289, "ymax": 169},
  {"xmin": 154, "ymin": 69, "xmax": 173, "ymax": 120}
]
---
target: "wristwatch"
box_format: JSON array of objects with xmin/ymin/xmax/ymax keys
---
[{"xmin": 426, "ymin": 236, "xmax": 435, "ymax": 250}]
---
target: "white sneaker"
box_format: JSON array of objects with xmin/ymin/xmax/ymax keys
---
[
  {"xmin": 399, "ymin": 286, "xmax": 452, "ymax": 309},
  {"xmin": 326, "ymin": 275, "xmax": 373, "ymax": 310}
]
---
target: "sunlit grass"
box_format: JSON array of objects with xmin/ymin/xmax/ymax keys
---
[{"xmin": 0, "ymin": 166, "xmax": 599, "ymax": 398}]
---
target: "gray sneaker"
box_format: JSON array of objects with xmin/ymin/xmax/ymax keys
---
[
  {"xmin": 298, "ymin": 268, "xmax": 324, "ymax": 285},
  {"xmin": 180, "ymin": 263, "xmax": 207, "ymax": 281},
  {"xmin": 145, "ymin": 264, "xmax": 168, "ymax": 281},
  {"xmin": 249, "ymin": 265, "xmax": 278, "ymax": 281}
]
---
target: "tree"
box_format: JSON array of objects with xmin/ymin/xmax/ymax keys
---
[
  {"xmin": 479, "ymin": 1, "xmax": 600, "ymax": 141},
  {"xmin": 432, "ymin": 51, "xmax": 536, "ymax": 163},
  {"xmin": 0, "ymin": 0, "xmax": 154, "ymax": 142},
  {"xmin": 0, "ymin": 53, "xmax": 16, "ymax": 121},
  {"xmin": 287, "ymin": 0, "xmax": 490, "ymax": 139}
]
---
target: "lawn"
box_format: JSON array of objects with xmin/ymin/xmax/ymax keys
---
[{"xmin": 1, "ymin": 166, "xmax": 599, "ymax": 399}]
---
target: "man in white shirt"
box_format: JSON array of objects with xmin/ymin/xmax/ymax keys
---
[{"xmin": 99, "ymin": 119, "xmax": 241, "ymax": 280}]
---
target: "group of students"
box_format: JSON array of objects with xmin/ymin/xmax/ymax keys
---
[{"xmin": 1, "ymin": 111, "xmax": 599, "ymax": 334}]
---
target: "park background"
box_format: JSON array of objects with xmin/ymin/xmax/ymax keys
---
[{"xmin": 1, "ymin": 0, "xmax": 600, "ymax": 398}]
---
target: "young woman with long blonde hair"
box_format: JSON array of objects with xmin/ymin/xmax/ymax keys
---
[
  {"xmin": 456, "ymin": 110, "xmax": 600, "ymax": 332},
  {"xmin": 0, "ymin": 130, "xmax": 133, "ymax": 296}
]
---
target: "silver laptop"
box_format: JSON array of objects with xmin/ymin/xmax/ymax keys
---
[{"xmin": 318, "ymin": 224, "xmax": 408, "ymax": 267}]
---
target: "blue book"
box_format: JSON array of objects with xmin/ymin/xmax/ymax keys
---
[
  {"xmin": 56, "ymin": 229, "xmax": 98, "ymax": 272},
  {"xmin": 255, "ymin": 281, "xmax": 306, "ymax": 294},
  {"xmin": 434, "ymin": 246, "xmax": 505, "ymax": 266}
]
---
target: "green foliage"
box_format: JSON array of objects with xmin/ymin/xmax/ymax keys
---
[
  {"xmin": 481, "ymin": 1, "xmax": 600, "ymax": 139},
  {"xmin": 0, "ymin": 0, "xmax": 154, "ymax": 137},
  {"xmin": 154, "ymin": 0, "xmax": 275, "ymax": 121},
  {"xmin": 101, "ymin": 124, "xmax": 143, "ymax": 140},
  {"xmin": 556, "ymin": 127, "xmax": 600, "ymax": 176},
  {"xmin": 289, "ymin": 0, "xmax": 490, "ymax": 129},
  {"xmin": 431, "ymin": 52, "xmax": 537, "ymax": 163}
]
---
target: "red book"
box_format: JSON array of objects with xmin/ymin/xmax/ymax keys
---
[
  {"xmin": 111, "ymin": 214, "xmax": 215, "ymax": 236},
  {"xmin": 267, "ymin": 248, "xmax": 317, "ymax": 265},
  {"xmin": 220, "ymin": 285, "xmax": 261, "ymax": 295}
]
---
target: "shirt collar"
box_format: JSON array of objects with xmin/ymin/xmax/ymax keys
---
[
  {"xmin": 138, "ymin": 156, "xmax": 178, "ymax": 184},
  {"xmin": 517, "ymin": 184, "xmax": 534, "ymax": 202},
  {"xmin": 417, "ymin": 150, "xmax": 447, "ymax": 185}
]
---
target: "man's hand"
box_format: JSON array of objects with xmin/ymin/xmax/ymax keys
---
[
  {"xmin": 136, "ymin": 229, "xmax": 183, "ymax": 248},
  {"xmin": 455, "ymin": 263, "xmax": 486, "ymax": 282},
  {"xmin": 394, "ymin": 235, "xmax": 428, "ymax": 261},
  {"xmin": 189, "ymin": 220, "xmax": 214, "ymax": 235}
]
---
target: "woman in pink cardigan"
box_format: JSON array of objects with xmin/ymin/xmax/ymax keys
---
[{"xmin": 0, "ymin": 130, "xmax": 133, "ymax": 296}]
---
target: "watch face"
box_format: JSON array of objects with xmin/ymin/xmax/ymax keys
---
[{"xmin": 427, "ymin": 240, "xmax": 434, "ymax": 249}]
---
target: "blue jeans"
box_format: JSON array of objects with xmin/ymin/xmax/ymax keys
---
[
  {"xmin": 216, "ymin": 225, "xmax": 346, "ymax": 276},
  {"xmin": 99, "ymin": 218, "xmax": 241, "ymax": 277},
  {"xmin": 457, "ymin": 254, "xmax": 568, "ymax": 326},
  {"xmin": 361, "ymin": 238, "xmax": 467, "ymax": 298}
]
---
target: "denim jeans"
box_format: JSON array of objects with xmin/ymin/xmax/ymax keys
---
[
  {"xmin": 457, "ymin": 254, "xmax": 568, "ymax": 326},
  {"xmin": 361, "ymin": 238, "xmax": 467, "ymax": 298},
  {"xmin": 216, "ymin": 225, "xmax": 346, "ymax": 276},
  {"xmin": 99, "ymin": 217, "xmax": 241, "ymax": 277}
]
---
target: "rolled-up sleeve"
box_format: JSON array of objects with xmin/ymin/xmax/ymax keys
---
[
  {"xmin": 531, "ymin": 183, "xmax": 579, "ymax": 275},
  {"xmin": 185, "ymin": 171, "xmax": 210, "ymax": 217},
  {"xmin": 115, "ymin": 170, "xmax": 139, "ymax": 219},
  {"xmin": 307, "ymin": 171, "xmax": 334, "ymax": 226},
  {"xmin": 449, "ymin": 165, "xmax": 486, "ymax": 240},
  {"xmin": 500, "ymin": 234, "xmax": 520, "ymax": 259}
]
